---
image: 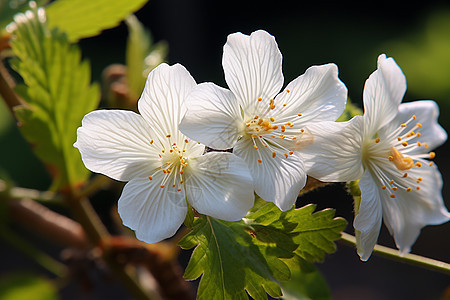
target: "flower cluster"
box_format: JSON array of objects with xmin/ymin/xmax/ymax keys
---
[{"xmin": 74, "ymin": 30, "xmax": 449, "ymax": 260}]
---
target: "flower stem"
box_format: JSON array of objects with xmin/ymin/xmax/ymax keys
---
[{"xmin": 340, "ymin": 232, "xmax": 450, "ymax": 275}]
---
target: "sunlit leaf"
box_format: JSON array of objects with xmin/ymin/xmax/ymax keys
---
[
  {"xmin": 179, "ymin": 216, "xmax": 290, "ymax": 300},
  {"xmin": 9, "ymin": 7, "xmax": 100, "ymax": 190},
  {"xmin": 0, "ymin": 273, "xmax": 58, "ymax": 300},
  {"xmin": 45, "ymin": 0, "xmax": 149, "ymax": 42},
  {"xmin": 180, "ymin": 199, "xmax": 346, "ymax": 299}
]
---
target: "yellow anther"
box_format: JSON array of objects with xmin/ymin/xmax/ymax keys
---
[
  {"xmin": 272, "ymin": 125, "xmax": 278, "ymax": 130},
  {"xmin": 160, "ymin": 185, "xmax": 165, "ymax": 188},
  {"xmin": 286, "ymin": 122, "xmax": 294, "ymax": 127},
  {"xmin": 297, "ymin": 113, "xmax": 302, "ymax": 117},
  {"xmin": 417, "ymin": 177, "xmax": 423, "ymax": 182},
  {"xmin": 429, "ymin": 152, "xmax": 435, "ymax": 159},
  {"xmin": 429, "ymin": 162, "xmax": 434, "ymax": 166},
  {"xmin": 415, "ymin": 162, "xmax": 422, "ymax": 167},
  {"xmin": 400, "ymin": 124, "xmax": 407, "ymax": 127},
  {"xmin": 148, "ymin": 176, "xmax": 153, "ymax": 180},
  {"xmin": 300, "ymin": 129, "xmax": 305, "ymax": 133},
  {"xmin": 403, "ymin": 173, "xmax": 408, "ymax": 178},
  {"xmin": 390, "ymin": 194, "xmax": 396, "ymax": 198},
  {"xmin": 283, "ymin": 104, "xmax": 287, "ymax": 107},
  {"xmin": 258, "ymin": 159, "xmax": 262, "ymax": 163},
  {"xmin": 251, "ymin": 134, "xmax": 258, "ymax": 138},
  {"xmin": 397, "ymin": 137, "xmax": 402, "ymax": 141},
  {"xmin": 258, "ymin": 119, "xmax": 263, "ymax": 125},
  {"xmin": 272, "ymin": 152, "xmax": 277, "ymax": 158},
  {"xmin": 417, "ymin": 142, "xmax": 422, "ymax": 147},
  {"xmin": 292, "ymin": 136, "xmax": 297, "ymax": 140},
  {"xmin": 289, "ymin": 151, "xmax": 294, "ymax": 155},
  {"xmin": 254, "ymin": 115, "xmax": 259, "ymax": 119},
  {"xmin": 177, "ymin": 188, "xmax": 182, "ymax": 191},
  {"xmin": 281, "ymin": 125, "xmax": 286, "ymax": 132},
  {"xmin": 280, "ymin": 134, "xmax": 285, "ymax": 139},
  {"xmin": 270, "ymin": 104, "xmax": 275, "ymax": 110},
  {"xmin": 416, "ymin": 186, "xmax": 421, "ymax": 190},
  {"xmin": 388, "ymin": 156, "xmax": 394, "ymax": 161},
  {"xmin": 284, "ymin": 154, "xmax": 288, "ymax": 158},
  {"xmin": 390, "ymin": 147, "xmax": 413, "ymax": 171},
  {"xmin": 150, "ymin": 140, "xmax": 154, "ymax": 144},
  {"xmin": 172, "ymin": 184, "xmax": 176, "ymax": 187},
  {"xmin": 389, "ymin": 180, "xmax": 394, "ymax": 184},
  {"xmin": 392, "ymin": 187, "xmax": 398, "ymax": 191},
  {"xmin": 166, "ymin": 134, "xmax": 171, "ymax": 138},
  {"xmin": 417, "ymin": 123, "xmax": 422, "ymax": 127},
  {"xmin": 402, "ymin": 142, "xmax": 408, "ymax": 147},
  {"xmin": 375, "ymin": 138, "xmax": 380, "ymax": 143},
  {"xmin": 406, "ymin": 188, "xmax": 411, "ymax": 192},
  {"xmin": 416, "ymin": 132, "xmax": 421, "ymax": 137},
  {"xmin": 286, "ymin": 89, "xmax": 290, "ymax": 93},
  {"xmin": 424, "ymin": 143, "xmax": 429, "ymax": 149},
  {"xmin": 381, "ymin": 186, "xmax": 387, "ymax": 190},
  {"xmin": 185, "ymin": 139, "xmax": 189, "ymax": 143},
  {"xmin": 253, "ymin": 145, "xmax": 258, "ymax": 150},
  {"xmin": 270, "ymin": 117, "xmax": 275, "ymax": 122},
  {"xmin": 180, "ymin": 170, "xmax": 184, "ymax": 175},
  {"xmin": 258, "ymin": 97, "xmax": 262, "ymax": 101},
  {"xmin": 412, "ymin": 115, "xmax": 417, "ymax": 120}
]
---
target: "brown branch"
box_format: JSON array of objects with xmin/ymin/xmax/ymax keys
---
[{"xmin": 0, "ymin": 58, "xmax": 26, "ymax": 114}]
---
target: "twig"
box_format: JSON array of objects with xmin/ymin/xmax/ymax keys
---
[{"xmin": 339, "ymin": 232, "xmax": 450, "ymax": 275}]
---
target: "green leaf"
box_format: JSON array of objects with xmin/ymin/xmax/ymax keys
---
[
  {"xmin": 246, "ymin": 200, "xmax": 347, "ymax": 263},
  {"xmin": 9, "ymin": 8, "xmax": 100, "ymax": 190},
  {"xmin": 180, "ymin": 200, "xmax": 346, "ymax": 299},
  {"xmin": 45, "ymin": 0, "xmax": 149, "ymax": 42},
  {"xmin": 280, "ymin": 262, "xmax": 331, "ymax": 300},
  {"xmin": 0, "ymin": 0, "xmax": 49, "ymax": 30},
  {"xmin": 0, "ymin": 273, "xmax": 59, "ymax": 300},
  {"xmin": 179, "ymin": 216, "xmax": 290, "ymax": 300}
]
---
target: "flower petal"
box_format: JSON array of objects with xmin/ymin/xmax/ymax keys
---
[
  {"xmin": 379, "ymin": 100, "xmax": 447, "ymax": 154},
  {"xmin": 234, "ymin": 137, "xmax": 306, "ymax": 211},
  {"xmin": 118, "ymin": 176, "xmax": 187, "ymax": 244},
  {"xmin": 223, "ymin": 30, "xmax": 283, "ymax": 116},
  {"xmin": 380, "ymin": 163, "xmax": 450, "ymax": 255},
  {"xmin": 138, "ymin": 63, "xmax": 196, "ymax": 144},
  {"xmin": 74, "ymin": 110, "xmax": 160, "ymax": 181},
  {"xmin": 185, "ymin": 152, "xmax": 254, "ymax": 221},
  {"xmin": 274, "ymin": 64, "xmax": 347, "ymax": 124},
  {"xmin": 354, "ymin": 169, "xmax": 384, "ymax": 261},
  {"xmin": 363, "ymin": 54, "xmax": 406, "ymax": 136},
  {"xmin": 180, "ymin": 82, "xmax": 243, "ymax": 150},
  {"xmin": 301, "ymin": 117, "xmax": 364, "ymax": 182}
]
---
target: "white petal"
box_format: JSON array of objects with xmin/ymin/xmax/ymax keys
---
[
  {"xmin": 301, "ymin": 117, "xmax": 364, "ymax": 182},
  {"xmin": 274, "ymin": 64, "xmax": 347, "ymax": 124},
  {"xmin": 379, "ymin": 100, "xmax": 447, "ymax": 153},
  {"xmin": 380, "ymin": 163, "xmax": 450, "ymax": 255},
  {"xmin": 118, "ymin": 176, "xmax": 187, "ymax": 244},
  {"xmin": 138, "ymin": 63, "xmax": 196, "ymax": 144},
  {"xmin": 179, "ymin": 82, "xmax": 243, "ymax": 150},
  {"xmin": 223, "ymin": 30, "xmax": 283, "ymax": 116},
  {"xmin": 354, "ymin": 169, "xmax": 384, "ymax": 261},
  {"xmin": 74, "ymin": 110, "xmax": 160, "ymax": 181},
  {"xmin": 363, "ymin": 54, "xmax": 406, "ymax": 136},
  {"xmin": 184, "ymin": 152, "xmax": 254, "ymax": 221},
  {"xmin": 234, "ymin": 137, "xmax": 306, "ymax": 211}
]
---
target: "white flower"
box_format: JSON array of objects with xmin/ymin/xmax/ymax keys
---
[
  {"xmin": 74, "ymin": 63, "xmax": 254, "ymax": 244},
  {"xmin": 179, "ymin": 30, "xmax": 347, "ymax": 211},
  {"xmin": 302, "ymin": 54, "xmax": 450, "ymax": 260}
]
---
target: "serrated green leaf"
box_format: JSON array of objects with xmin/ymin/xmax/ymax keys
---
[
  {"xmin": 180, "ymin": 200, "xmax": 346, "ymax": 299},
  {"xmin": 246, "ymin": 201, "xmax": 347, "ymax": 263},
  {"xmin": 0, "ymin": 273, "xmax": 59, "ymax": 300},
  {"xmin": 179, "ymin": 216, "xmax": 290, "ymax": 300},
  {"xmin": 45, "ymin": 0, "xmax": 149, "ymax": 42},
  {"xmin": 0, "ymin": 0, "xmax": 48, "ymax": 30},
  {"xmin": 9, "ymin": 8, "xmax": 100, "ymax": 190}
]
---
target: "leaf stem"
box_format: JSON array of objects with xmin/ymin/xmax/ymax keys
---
[{"xmin": 340, "ymin": 232, "xmax": 450, "ymax": 275}]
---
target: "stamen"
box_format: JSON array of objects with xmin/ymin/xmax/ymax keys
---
[
  {"xmin": 375, "ymin": 138, "xmax": 380, "ymax": 143},
  {"xmin": 390, "ymin": 194, "xmax": 396, "ymax": 198},
  {"xmin": 286, "ymin": 89, "xmax": 290, "ymax": 93},
  {"xmin": 390, "ymin": 147, "xmax": 413, "ymax": 171},
  {"xmin": 406, "ymin": 188, "xmax": 411, "ymax": 192},
  {"xmin": 258, "ymin": 97, "xmax": 262, "ymax": 101},
  {"xmin": 429, "ymin": 152, "xmax": 435, "ymax": 159},
  {"xmin": 381, "ymin": 186, "xmax": 387, "ymax": 190},
  {"xmin": 150, "ymin": 140, "xmax": 154, "ymax": 144},
  {"xmin": 148, "ymin": 176, "xmax": 153, "ymax": 180},
  {"xmin": 297, "ymin": 113, "xmax": 302, "ymax": 117}
]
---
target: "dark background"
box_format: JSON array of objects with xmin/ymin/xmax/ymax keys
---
[{"xmin": 1, "ymin": 0, "xmax": 450, "ymax": 299}]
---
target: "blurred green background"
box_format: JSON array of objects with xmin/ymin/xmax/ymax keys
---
[{"xmin": 1, "ymin": 0, "xmax": 450, "ymax": 299}]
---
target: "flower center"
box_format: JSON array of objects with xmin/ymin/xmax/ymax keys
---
[
  {"xmin": 148, "ymin": 137, "xmax": 192, "ymax": 191},
  {"xmin": 369, "ymin": 114, "xmax": 436, "ymax": 198},
  {"xmin": 243, "ymin": 93, "xmax": 306, "ymax": 164}
]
